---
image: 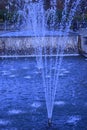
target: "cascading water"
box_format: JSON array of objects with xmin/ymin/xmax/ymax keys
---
[{"xmin": 8, "ymin": 0, "xmax": 81, "ymax": 125}]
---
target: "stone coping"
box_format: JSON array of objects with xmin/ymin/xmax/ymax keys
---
[
  {"xmin": 0, "ymin": 54, "xmax": 80, "ymax": 58},
  {"xmin": 0, "ymin": 30, "xmax": 79, "ymax": 38}
]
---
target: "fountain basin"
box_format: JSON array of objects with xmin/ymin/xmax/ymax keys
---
[
  {"xmin": 0, "ymin": 31, "xmax": 78, "ymax": 55},
  {"xmin": 78, "ymin": 35, "xmax": 87, "ymax": 57}
]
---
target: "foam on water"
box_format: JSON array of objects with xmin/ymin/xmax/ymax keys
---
[
  {"xmin": 0, "ymin": 119, "xmax": 10, "ymax": 125},
  {"xmin": 8, "ymin": 109, "xmax": 24, "ymax": 115},
  {"xmin": 67, "ymin": 115, "xmax": 81, "ymax": 124},
  {"xmin": 31, "ymin": 102, "xmax": 41, "ymax": 108}
]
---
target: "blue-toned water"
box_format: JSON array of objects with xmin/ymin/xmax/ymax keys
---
[
  {"xmin": 5, "ymin": 0, "xmax": 82, "ymax": 121},
  {"xmin": 0, "ymin": 56, "xmax": 87, "ymax": 129}
]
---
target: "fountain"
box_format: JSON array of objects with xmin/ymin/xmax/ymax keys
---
[
  {"xmin": 23, "ymin": 0, "xmax": 81, "ymax": 124},
  {"xmin": 2, "ymin": 0, "xmax": 82, "ymax": 126}
]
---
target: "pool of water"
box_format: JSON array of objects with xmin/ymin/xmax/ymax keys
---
[{"xmin": 0, "ymin": 56, "xmax": 87, "ymax": 130}]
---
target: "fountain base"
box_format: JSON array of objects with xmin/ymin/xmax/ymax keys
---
[{"xmin": 48, "ymin": 118, "xmax": 52, "ymax": 127}]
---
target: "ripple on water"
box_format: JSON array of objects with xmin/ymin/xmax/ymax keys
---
[
  {"xmin": 63, "ymin": 70, "xmax": 70, "ymax": 74},
  {"xmin": 60, "ymin": 68, "xmax": 66, "ymax": 71},
  {"xmin": 0, "ymin": 119, "xmax": 10, "ymax": 125},
  {"xmin": 54, "ymin": 101, "xmax": 65, "ymax": 106},
  {"xmin": 59, "ymin": 69, "xmax": 70, "ymax": 77},
  {"xmin": 9, "ymin": 75, "xmax": 16, "ymax": 78},
  {"xmin": 24, "ymin": 76, "xmax": 31, "ymax": 79},
  {"xmin": 10, "ymin": 68, "xmax": 16, "ymax": 71},
  {"xmin": 34, "ymin": 71, "xmax": 41, "ymax": 74},
  {"xmin": 60, "ymin": 68, "xmax": 70, "ymax": 73},
  {"xmin": 36, "ymin": 66, "xmax": 43, "ymax": 69},
  {"xmin": 2, "ymin": 71, "xmax": 10, "ymax": 76},
  {"xmin": 84, "ymin": 102, "xmax": 87, "ymax": 106},
  {"xmin": 59, "ymin": 73, "xmax": 65, "ymax": 77},
  {"xmin": 8, "ymin": 109, "xmax": 24, "ymax": 115},
  {"xmin": 31, "ymin": 102, "xmax": 41, "ymax": 108},
  {"xmin": 45, "ymin": 75, "xmax": 50, "ymax": 78},
  {"xmin": 52, "ymin": 67, "xmax": 55, "ymax": 70},
  {"xmin": 22, "ymin": 67, "xmax": 28, "ymax": 69},
  {"xmin": 67, "ymin": 115, "xmax": 81, "ymax": 124}
]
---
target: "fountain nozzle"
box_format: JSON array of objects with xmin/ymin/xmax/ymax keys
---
[{"xmin": 48, "ymin": 118, "xmax": 52, "ymax": 127}]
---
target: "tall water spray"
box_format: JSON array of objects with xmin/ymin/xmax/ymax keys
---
[{"xmin": 9, "ymin": 0, "xmax": 81, "ymax": 125}]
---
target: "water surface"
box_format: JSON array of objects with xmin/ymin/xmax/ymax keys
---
[{"xmin": 0, "ymin": 56, "xmax": 87, "ymax": 130}]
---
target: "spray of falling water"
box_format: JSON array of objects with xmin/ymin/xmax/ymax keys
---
[{"xmin": 9, "ymin": 0, "xmax": 81, "ymax": 124}]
